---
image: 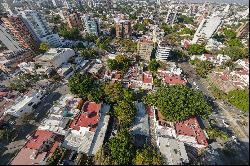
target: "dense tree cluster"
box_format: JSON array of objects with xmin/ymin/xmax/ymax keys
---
[
  {"xmin": 59, "ymin": 27, "xmax": 82, "ymax": 40},
  {"xmin": 133, "ymin": 146, "xmax": 162, "ymax": 165},
  {"xmin": 206, "ymin": 127, "xmax": 228, "ymax": 141},
  {"xmin": 133, "ymin": 23, "xmax": 148, "ymax": 33},
  {"xmin": 107, "ymin": 54, "xmax": 131, "ymax": 73},
  {"xmin": 221, "ymin": 46, "xmax": 248, "ymax": 61},
  {"xmin": 177, "ymin": 15, "xmax": 194, "ymax": 24},
  {"xmin": 39, "ymin": 42, "xmax": 50, "ymax": 53},
  {"xmin": 148, "ymin": 59, "xmax": 160, "ymax": 73},
  {"xmin": 227, "ymin": 90, "xmax": 249, "ymax": 112},
  {"xmin": 79, "ymin": 48, "xmax": 99, "ymax": 59},
  {"xmin": 143, "ymin": 85, "xmax": 212, "ymax": 122},
  {"xmin": 187, "ymin": 44, "xmax": 206, "ymax": 55}
]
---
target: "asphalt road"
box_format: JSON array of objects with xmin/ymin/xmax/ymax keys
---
[{"xmin": 179, "ymin": 61, "xmax": 249, "ymax": 163}]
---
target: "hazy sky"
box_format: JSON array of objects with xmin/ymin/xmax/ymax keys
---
[{"xmin": 175, "ymin": 0, "xmax": 249, "ymax": 5}]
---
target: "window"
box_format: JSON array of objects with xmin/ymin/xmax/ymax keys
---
[{"xmin": 28, "ymin": 102, "xmax": 34, "ymax": 106}]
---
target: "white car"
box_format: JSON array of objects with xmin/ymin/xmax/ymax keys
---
[{"xmin": 193, "ymin": 82, "xmax": 197, "ymax": 86}]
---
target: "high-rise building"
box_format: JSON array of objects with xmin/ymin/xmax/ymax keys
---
[
  {"xmin": 82, "ymin": 15, "xmax": 100, "ymax": 36},
  {"xmin": 1, "ymin": 15, "xmax": 39, "ymax": 50},
  {"xmin": 0, "ymin": 24, "xmax": 22, "ymax": 51},
  {"xmin": 115, "ymin": 20, "xmax": 131, "ymax": 38},
  {"xmin": 66, "ymin": 12, "xmax": 83, "ymax": 30},
  {"xmin": 137, "ymin": 37, "xmax": 154, "ymax": 61},
  {"xmin": 19, "ymin": 10, "xmax": 62, "ymax": 47},
  {"xmin": 166, "ymin": 9, "xmax": 180, "ymax": 26},
  {"xmin": 191, "ymin": 16, "xmax": 222, "ymax": 44},
  {"xmin": 156, "ymin": 42, "xmax": 172, "ymax": 61}
]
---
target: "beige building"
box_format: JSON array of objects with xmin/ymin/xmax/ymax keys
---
[{"xmin": 137, "ymin": 37, "xmax": 154, "ymax": 61}]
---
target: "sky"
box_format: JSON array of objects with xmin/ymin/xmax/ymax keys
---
[{"xmin": 173, "ymin": 0, "xmax": 249, "ymax": 5}]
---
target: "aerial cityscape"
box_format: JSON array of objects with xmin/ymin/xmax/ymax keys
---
[{"xmin": 0, "ymin": 0, "xmax": 249, "ymax": 165}]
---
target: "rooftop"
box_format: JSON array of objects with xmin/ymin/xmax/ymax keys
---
[
  {"xmin": 175, "ymin": 117, "xmax": 208, "ymax": 147},
  {"xmin": 70, "ymin": 102, "xmax": 101, "ymax": 132},
  {"xmin": 25, "ymin": 130, "xmax": 54, "ymax": 150}
]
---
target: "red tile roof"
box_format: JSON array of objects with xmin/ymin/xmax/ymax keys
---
[
  {"xmin": 11, "ymin": 148, "xmax": 47, "ymax": 165},
  {"xmin": 70, "ymin": 102, "xmax": 101, "ymax": 132},
  {"xmin": 175, "ymin": 117, "xmax": 208, "ymax": 147},
  {"xmin": 220, "ymin": 74, "xmax": 229, "ymax": 81},
  {"xmin": 25, "ymin": 130, "xmax": 53, "ymax": 150},
  {"xmin": 237, "ymin": 69, "xmax": 249, "ymax": 76},
  {"xmin": 142, "ymin": 72, "xmax": 153, "ymax": 84},
  {"xmin": 0, "ymin": 91, "xmax": 8, "ymax": 97},
  {"xmin": 203, "ymin": 53, "xmax": 214, "ymax": 60},
  {"xmin": 163, "ymin": 73, "xmax": 186, "ymax": 85}
]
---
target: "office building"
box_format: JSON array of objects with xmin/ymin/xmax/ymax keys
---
[
  {"xmin": 156, "ymin": 42, "xmax": 172, "ymax": 61},
  {"xmin": 137, "ymin": 37, "xmax": 154, "ymax": 61},
  {"xmin": 115, "ymin": 20, "xmax": 132, "ymax": 38},
  {"xmin": 1, "ymin": 15, "xmax": 39, "ymax": 50},
  {"xmin": 19, "ymin": 10, "xmax": 62, "ymax": 47},
  {"xmin": 0, "ymin": 24, "xmax": 22, "ymax": 51},
  {"xmin": 82, "ymin": 15, "xmax": 100, "ymax": 36}
]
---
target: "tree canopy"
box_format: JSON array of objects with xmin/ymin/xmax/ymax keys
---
[
  {"xmin": 227, "ymin": 38, "xmax": 242, "ymax": 47},
  {"xmin": 68, "ymin": 73, "xmax": 95, "ymax": 98},
  {"xmin": 59, "ymin": 27, "xmax": 82, "ymax": 40},
  {"xmin": 107, "ymin": 54, "xmax": 131, "ymax": 73},
  {"xmin": 177, "ymin": 15, "xmax": 194, "ymax": 24},
  {"xmin": 39, "ymin": 42, "xmax": 50, "ymax": 53},
  {"xmin": 143, "ymin": 85, "xmax": 212, "ymax": 122},
  {"xmin": 133, "ymin": 146, "xmax": 162, "ymax": 165},
  {"xmin": 223, "ymin": 28, "xmax": 237, "ymax": 39},
  {"xmin": 187, "ymin": 44, "xmax": 206, "ymax": 55},
  {"xmin": 107, "ymin": 130, "xmax": 135, "ymax": 165},
  {"xmin": 227, "ymin": 90, "xmax": 249, "ymax": 112},
  {"xmin": 148, "ymin": 59, "xmax": 160, "ymax": 73},
  {"xmin": 222, "ymin": 46, "xmax": 248, "ymax": 61},
  {"xmin": 190, "ymin": 59, "xmax": 214, "ymax": 78}
]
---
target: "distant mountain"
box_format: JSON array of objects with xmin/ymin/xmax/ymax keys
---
[{"xmin": 173, "ymin": 0, "xmax": 249, "ymax": 5}]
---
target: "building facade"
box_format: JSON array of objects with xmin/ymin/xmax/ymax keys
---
[
  {"xmin": 1, "ymin": 15, "xmax": 39, "ymax": 50},
  {"xmin": 115, "ymin": 20, "xmax": 131, "ymax": 38},
  {"xmin": 156, "ymin": 42, "xmax": 172, "ymax": 61},
  {"xmin": 137, "ymin": 37, "xmax": 154, "ymax": 61},
  {"xmin": 0, "ymin": 24, "xmax": 22, "ymax": 51},
  {"xmin": 82, "ymin": 15, "xmax": 100, "ymax": 36},
  {"xmin": 20, "ymin": 10, "xmax": 62, "ymax": 47},
  {"xmin": 66, "ymin": 12, "xmax": 83, "ymax": 30}
]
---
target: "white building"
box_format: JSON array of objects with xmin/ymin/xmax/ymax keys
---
[
  {"xmin": 192, "ymin": 16, "xmax": 223, "ymax": 44},
  {"xmin": 0, "ymin": 24, "xmax": 22, "ymax": 51},
  {"xmin": 34, "ymin": 48, "xmax": 75, "ymax": 69},
  {"xmin": 82, "ymin": 15, "xmax": 100, "ymax": 36},
  {"xmin": 156, "ymin": 42, "xmax": 172, "ymax": 61},
  {"xmin": 19, "ymin": 10, "xmax": 62, "ymax": 47},
  {"xmin": 4, "ymin": 90, "xmax": 45, "ymax": 117}
]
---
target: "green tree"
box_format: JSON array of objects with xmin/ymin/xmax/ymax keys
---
[
  {"xmin": 143, "ymin": 85, "xmax": 212, "ymax": 122},
  {"xmin": 59, "ymin": 27, "xmax": 82, "ymax": 40},
  {"xmin": 108, "ymin": 130, "xmax": 135, "ymax": 165},
  {"xmin": 222, "ymin": 46, "xmax": 245, "ymax": 61},
  {"xmin": 80, "ymin": 48, "xmax": 99, "ymax": 59},
  {"xmin": 177, "ymin": 15, "xmax": 194, "ymax": 24},
  {"xmin": 227, "ymin": 90, "xmax": 249, "ymax": 112},
  {"xmin": 39, "ymin": 42, "xmax": 50, "ymax": 53},
  {"xmin": 133, "ymin": 146, "xmax": 162, "ymax": 165},
  {"xmin": 206, "ymin": 127, "xmax": 228, "ymax": 141},
  {"xmin": 148, "ymin": 59, "xmax": 160, "ymax": 73},
  {"xmin": 227, "ymin": 38, "xmax": 242, "ymax": 47},
  {"xmin": 187, "ymin": 44, "xmax": 206, "ymax": 55},
  {"xmin": 114, "ymin": 100, "xmax": 136, "ymax": 128},
  {"xmin": 194, "ymin": 60, "xmax": 214, "ymax": 78},
  {"xmin": 223, "ymin": 28, "xmax": 236, "ymax": 39},
  {"xmin": 107, "ymin": 55, "xmax": 131, "ymax": 73},
  {"xmin": 68, "ymin": 73, "xmax": 95, "ymax": 98},
  {"xmin": 180, "ymin": 27, "xmax": 195, "ymax": 35}
]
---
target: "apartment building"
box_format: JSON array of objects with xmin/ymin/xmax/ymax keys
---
[
  {"xmin": 1, "ymin": 15, "xmax": 39, "ymax": 50},
  {"xmin": 82, "ymin": 15, "xmax": 100, "ymax": 36},
  {"xmin": 191, "ymin": 16, "xmax": 222, "ymax": 44},
  {"xmin": 166, "ymin": 9, "xmax": 180, "ymax": 26},
  {"xmin": 115, "ymin": 20, "xmax": 132, "ymax": 38},
  {"xmin": 156, "ymin": 42, "xmax": 172, "ymax": 61},
  {"xmin": 0, "ymin": 23, "xmax": 22, "ymax": 51},
  {"xmin": 137, "ymin": 37, "xmax": 154, "ymax": 61},
  {"xmin": 20, "ymin": 10, "xmax": 62, "ymax": 47},
  {"xmin": 66, "ymin": 12, "xmax": 83, "ymax": 30}
]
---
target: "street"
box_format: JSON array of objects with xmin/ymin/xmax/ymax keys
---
[{"xmin": 179, "ymin": 62, "xmax": 249, "ymax": 163}]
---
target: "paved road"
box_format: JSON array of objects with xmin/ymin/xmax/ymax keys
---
[{"xmin": 179, "ymin": 62, "xmax": 249, "ymax": 163}]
